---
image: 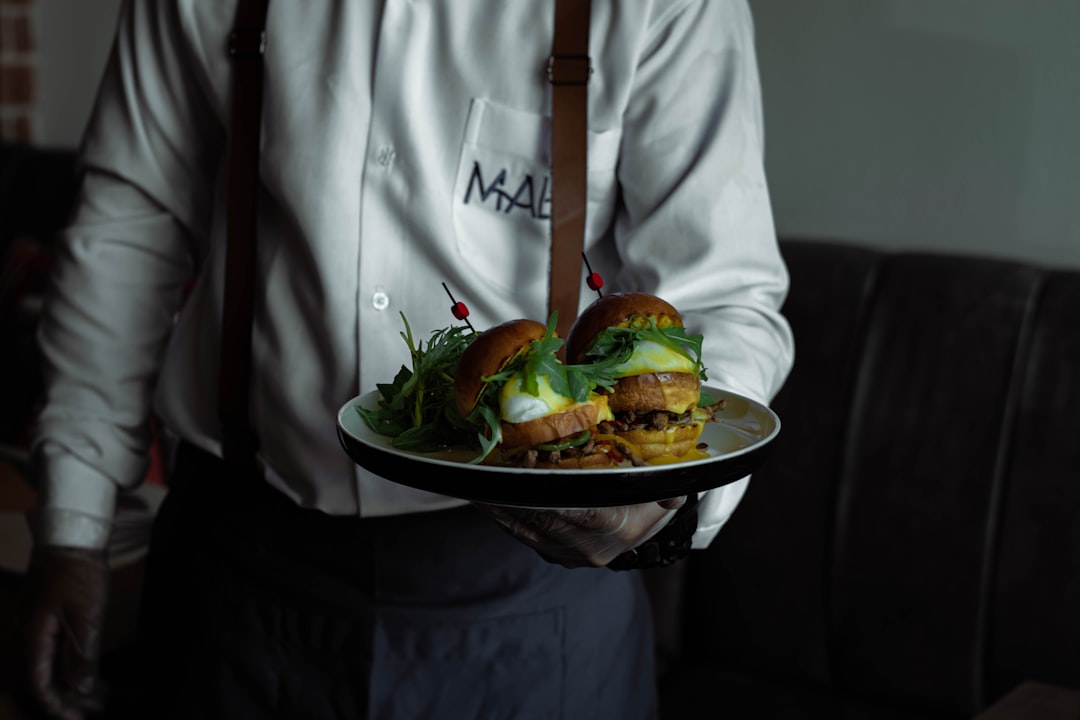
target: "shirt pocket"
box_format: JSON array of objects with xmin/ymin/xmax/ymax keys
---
[{"xmin": 452, "ymin": 98, "xmax": 621, "ymax": 298}]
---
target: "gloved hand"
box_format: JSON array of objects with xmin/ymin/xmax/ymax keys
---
[
  {"xmin": 476, "ymin": 496, "xmax": 685, "ymax": 568},
  {"xmin": 20, "ymin": 546, "xmax": 110, "ymax": 720}
]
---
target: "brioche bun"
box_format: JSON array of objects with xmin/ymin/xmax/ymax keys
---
[
  {"xmin": 563, "ymin": 292, "xmax": 708, "ymax": 462},
  {"xmin": 453, "ymin": 318, "xmax": 547, "ymax": 419},
  {"xmin": 499, "ymin": 395, "xmax": 610, "ymax": 448},
  {"xmin": 565, "ymin": 292, "xmax": 684, "ymax": 364},
  {"xmin": 608, "ymin": 372, "xmax": 700, "ymax": 414}
]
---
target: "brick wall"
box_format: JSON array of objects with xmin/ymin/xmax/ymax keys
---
[{"xmin": 0, "ymin": 0, "xmax": 35, "ymax": 142}]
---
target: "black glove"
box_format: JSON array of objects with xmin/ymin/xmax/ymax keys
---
[{"xmin": 20, "ymin": 546, "xmax": 110, "ymax": 720}]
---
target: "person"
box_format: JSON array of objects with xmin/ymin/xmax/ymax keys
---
[{"xmin": 20, "ymin": 0, "xmax": 794, "ymax": 718}]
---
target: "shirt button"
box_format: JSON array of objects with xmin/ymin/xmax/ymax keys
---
[{"xmin": 371, "ymin": 290, "xmax": 390, "ymax": 310}]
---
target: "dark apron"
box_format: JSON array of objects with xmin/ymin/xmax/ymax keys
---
[{"xmin": 120, "ymin": 443, "xmax": 658, "ymax": 719}]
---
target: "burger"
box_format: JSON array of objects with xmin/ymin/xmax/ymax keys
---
[
  {"xmin": 453, "ymin": 316, "xmax": 628, "ymax": 468},
  {"xmin": 565, "ymin": 292, "xmax": 721, "ymax": 463}
]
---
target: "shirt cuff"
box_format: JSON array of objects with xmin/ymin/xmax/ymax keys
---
[
  {"xmin": 33, "ymin": 446, "xmax": 118, "ymax": 550},
  {"xmin": 31, "ymin": 508, "xmax": 113, "ymax": 550},
  {"xmin": 692, "ymin": 476, "xmax": 750, "ymax": 549}
]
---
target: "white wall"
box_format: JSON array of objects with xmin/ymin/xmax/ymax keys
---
[
  {"xmin": 30, "ymin": 0, "xmax": 1080, "ymax": 268},
  {"xmin": 751, "ymin": 0, "xmax": 1080, "ymax": 268}
]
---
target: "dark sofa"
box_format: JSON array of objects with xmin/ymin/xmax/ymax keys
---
[{"xmin": 649, "ymin": 240, "xmax": 1080, "ymax": 719}]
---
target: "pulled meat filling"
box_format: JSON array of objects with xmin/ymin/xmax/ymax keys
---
[
  {"xmin": 501, "ymin": 399, "xmax": 727, "ymax": 469},
  {"xmin": 613, "ymin": 408, "xmax": 694, "ymax": 431}
]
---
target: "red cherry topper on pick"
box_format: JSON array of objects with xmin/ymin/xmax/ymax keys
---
[
  {"xmin": 441, "ymin": 282, "xmax": 477, "ymax": 333},
  {"xmin": 582, "ymin": 253, "xmax": 604, "ymax": 298}
]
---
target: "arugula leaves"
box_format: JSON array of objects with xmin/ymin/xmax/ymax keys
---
[
  {"xmin": 479, "ymin": 313, "xmax": 617, "ymax": 406},
  {"xmin": 581, "ymin": 314, "xmax": 709, "ymax": 381},
  {"xmin": 356, "ymin": 313, "xmax": 476, "ymax": 452}
]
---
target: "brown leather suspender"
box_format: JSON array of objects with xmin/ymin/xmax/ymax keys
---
[
  {"xmin": 219, "ymin": 1, "xmax": 590, "ymax": 466},
  {"xmin": 547, "ymin": 0, "xmax": 592, "ymax": 346},
  {"xmin": 220, "ymin": 0, "xmax": 270, "ymax": 471}
]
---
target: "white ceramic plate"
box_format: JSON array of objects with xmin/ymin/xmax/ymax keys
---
[{"xmin": 336, "ymin": 386, "xmax": 780, "ymax": 508}]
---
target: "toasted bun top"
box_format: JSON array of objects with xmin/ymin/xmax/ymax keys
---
[
  {"xmin": 453, "ymin": 318, "xmax": 547, "ymax": 419},
  {"xmin": 565, "ymin": 292, "xmax": 684, "ymax": 364}
]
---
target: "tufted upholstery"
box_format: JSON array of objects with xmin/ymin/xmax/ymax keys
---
[{"xmin": 653, "ymin": 239, "xmax": 1080, "ymax": 719}]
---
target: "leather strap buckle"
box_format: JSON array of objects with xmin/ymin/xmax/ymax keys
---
[{"xmin": 546, "ymin": 54, "xmax": 592, "ymax": 86}]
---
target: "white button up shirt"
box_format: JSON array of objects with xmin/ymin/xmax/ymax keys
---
[{"xmin": 34, "ymin": 0, "xmax": 794, "ymax": 550}]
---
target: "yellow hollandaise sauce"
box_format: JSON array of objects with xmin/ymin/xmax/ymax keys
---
[
  {"xmin": 645, "ymin": 447, "xmax": 711, "ymax": 465},
  {"xmin": 592, "ymin": 429, "xmax": 710, "ymax": 466},
  {"xmin": 499, "ymin": 374, "xmax": 613, "ymax": 424},
  {"xmin": 608, "ymin": 340, "xmax": 697, "ymax": 377}
]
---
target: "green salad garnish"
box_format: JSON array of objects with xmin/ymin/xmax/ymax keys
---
[
  {"xmin": 355, "ymin": 313, "xmax": 476, "ymax": 452},
  {"xmin": 356, "ymin": 312, "xmax": 624, "ymax": 465}
]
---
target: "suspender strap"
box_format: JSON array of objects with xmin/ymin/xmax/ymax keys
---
[
  {"xmin": 219, "ymin": 0, "xmax": 270, "ymax": 471},
  {"xmin": 217, "ymin": 1, "xmax": 590, "ymax": 465},
  {"xmin": 547, "ymin": 0, "xmax": 592, "ymax": 346}
]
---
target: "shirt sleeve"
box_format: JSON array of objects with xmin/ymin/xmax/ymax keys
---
[
  {"xmin": 31, "ymin": 0, "xmax": 219, "ymax": 549},
  {"xmin": 613, "ymin": 0, "xmax": 795, "ymax": 547}
]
